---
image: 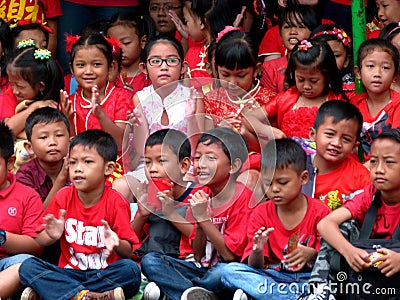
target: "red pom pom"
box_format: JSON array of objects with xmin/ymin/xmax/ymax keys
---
[{"xmin": 65, "ymin": 34, "xmax": 81, "ymax": 53}]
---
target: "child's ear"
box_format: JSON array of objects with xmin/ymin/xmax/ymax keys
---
[
  {"xmin": 24, "ymin": 141, "xmax": 35, "ymax": 156},
  {"xmin": 7, "ymin": 155, "xmax": 16, "ymax": 172},
  {"xmin": 140, "ymin": 35, "xmax": 147, "ymax": 49},
  {"xmin": 354, "ymin": 66, "xmax": 361, "ymax": 80},
  {"xmin": 352, "ymin": 140, "xmax": 360, "ymax": 151},
  {"xmin": 181, "ymin": 60, "xmax": 188, "ymax": 77},
  {"xmin": 139, "ymin": 62, "xmax": 147, "ymax": 74},
  {"xmin": 343, "ymin": 54, "xmax": 351, "ymax": 69},
  {"xmin": 179, "ymin": 157, "xmax": 191, "ymax": 174},
  {"xmin": 254, "ymin": 62, "xmax": 262, "ymax": 78},
  {"xmin": 104, "ymin": 161, "xmax": 116, "ymax": 176},
  {"xmin": 39, "ymin": 81, "xmax": 46, "ymax": 92},
  {"xmin": 300, "ymin": 170, "xmax": 309, "ymax": 185},
  {"xmin": 229, "ymin": 158, "xmax": 242, "ymax": 175},
  {"xmin": 309, "ymin": 127, "xmax": 317, "ymax": 141}
]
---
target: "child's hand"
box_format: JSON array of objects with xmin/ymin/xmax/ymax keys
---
[
  {"xmin": 374, "ymin": 248, "xmax": 400, "ymax": 277},
  {"xmin": 127, "ymin": 108, "xmax": 144, "ymax": 127},
  {"xmin": 272, "ymin": 127, "xmax": 286, "ymax": 139},
  {"xmin": 218, "ymin": 113, "xmax": 242, "ymax": 132},
  {"xmin": 185, "ymin": 87, "xmax": 199, "ymax": 118},
  {"xmin": 136, "ymin": 182, "xmax": 154, "ymax": 217},
  {"xmin": 189, "ymin": 190, "xmax": 210, "ymax": 221},
  {"xmin": 283, "ymin": 244, "xmax": 317, "ymax": 271},
  {"xmin": 158, "ymin": 189, "xmax": 175, "ymax": 217},
  {"xmin": 233, "ymin": 6, "xmax": 246, "ymax": 27},
  {"xmin": 57, "ymin": 154, "xmax": 69, "ymax": 183},
  {"xmin": 102, "ymin": 220, "xmax": 119, "ymax": 258},
  {"xmin": 91, "ymin": 85, "xmax": 103, "ymax": 117},
  {"xmin": 60, "ymin": 89, "xmax": 74, "ymax": 117},
  {"xmin": 253, "ymin": 227, "xmax": 274, "ymax": 253},
  {"xmin": 43, "ymin": 209, "xmax": 66, "ymax": 240},
  {"xmin": 169, "ymin": 10, "xmax": 188, "ymax": 40},
  {"xmin": 343, "ymin": 245, "xmax": 370, "ymax": 273}
]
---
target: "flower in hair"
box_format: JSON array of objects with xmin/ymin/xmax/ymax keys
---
[
  {"xmin": 65, "ymin": 34, "xmax": 81, "ymax": 53},
  {"xmin": 298, "ymin": 40, "xmax": 312, "ymax": 51},
  {"xmin": 311, "ymin": 27, "xmax": 351, "ymax": 49},
  {"xmin": 34, "ymin": 48, "xmax": 51, "ymax": 60},
  {"xmin": 216, "ymin": 26, "xmax": 241, "ymax": 43},
  {"xmin": 17, "ymin": 39, "xmax": 35, "ymax": 49},
  {"xmin": 105, "ymin": 36, "xmax": 122, "ymax": 60}
]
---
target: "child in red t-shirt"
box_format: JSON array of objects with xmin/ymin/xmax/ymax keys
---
[
  {"xmin": 141, "ymin": 128, "xmax": 254, "ymax": 300},
  {"xmin": 306, "ymin": 100, "xmax": 371, "ymax": 210},
  {"xmin": 318, "ymin": 128, "xmax": 400, "ymax": 282},
  {"xmin": 221, "ymin": 138, "xmax": 331, "ymax": 300},
  {"xmin": 18, "ymin": 130, "xmax": 141, "ymax": 300}
]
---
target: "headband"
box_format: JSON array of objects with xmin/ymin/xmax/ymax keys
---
[
  {"xmin": 387, "ymin": 22, "xmax": 400, "ymax": 37},
  {"xmin": 311, "ymin": 27, "xmax": 351, "ymax": 49},
  {"xmin": 9, "ymin": 19, "xmax": 54, "ymax": 34},
  {"xmin": 216, "ymin": 26, "xmax": 241, "ymax": 43}
]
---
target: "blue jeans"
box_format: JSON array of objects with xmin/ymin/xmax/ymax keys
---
[
  {"xmin": 0, "ymin": 254, "xmax": 33, "ymax": 270},
  {"xmin": 57, "ymin": 0, "xmax": 138, "ymax": 73},
  {"xmin": 19, "ymin": 257, "xmax": 141, "ymax": 300},
  {"xmin": 141, "ymin": 252, "xmax": 229, "ymax": 300},
  {"xmin": 221, "ymin": 262, "xmax": 311, "ymax": 300}
]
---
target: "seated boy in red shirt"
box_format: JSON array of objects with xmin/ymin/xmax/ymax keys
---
[{"xmin": 221, "ymin": 138, "xmax": 331, "ymax": 299}]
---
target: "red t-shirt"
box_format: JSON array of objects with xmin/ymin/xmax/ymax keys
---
[
  {"xmin": 0, "ymin": 0, "xmax": 62, "ymax": 22},
  {"xmin": 242, "ymin": 195, "xmax": 330, "ymax": 271},
  {"xmin": 70, "ymin": 82, "xmax": 134, "ymax": 135},
  {"xmin": 314, "ymin": 155, "xmax": 371, "ymax": 210},
  {"xmin": 40, "ymin": 184, "xmax": 138, "ymax": 270},
  {"xmin": 0, "ymin": 81, "xmax": 18, "ymax": 119},
  {"xmin": 0, "ymin": 173, "xmax": 43, "ymax": 258},
  {"xmin": 258, "ymin": 25, "xmax": 286, "ymax": 58},
  {"xmin": 188, "ymin": 183, "xmax": 255, "ymax": 268},
  {"xmin": 64, "ymin": 0, "xmax": 139, "ymax": 6},
  {"xmin": 350, "ymin": 90, "xmax": 400, "ymax": 161},
  {"xmin": 344, "ymin": 184, "xmax": 400, "ymax": 239},
  {"xmin": 261, "ymin": 56, "xmax": 287, "ymax": 94}
]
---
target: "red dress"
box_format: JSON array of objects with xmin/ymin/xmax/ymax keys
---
[
  {"xmin": 185, "ymin": 40, "xmax": 211, "ymax": 79},
  {"xmin": 114, "ymin": 72, "xmax": 151, "ymax": 97}
]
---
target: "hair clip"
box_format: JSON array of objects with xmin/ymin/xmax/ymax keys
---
[
  {"xmin": 311, "ymin": 27, "xmax": 351, "ymax": 49},
  {"xmin": 216, "ymin": 26, "xmax": 241, "ymax": 43},
  {"xmin": 34, "ymin": 48, "xmax": 51, "ymax": 60},
  {"xmin": 17, "ymin": 39, "xmax": 36, "ymax": 49},
  {"xmin": 387, "ymin": 23, "xmax": 400, "ymax": 38},
  {"xmin": 298, "ymin": 40, "xmax": 312, "ymax": 51},
  {"xmin": 8, "ymin": 19, "xmax": 54, "ymax": 34},
  {"xmin": 105, "ymin": 36, "xmax": 122, "ymax": 60},
  {"xmin": 65, "ymin": 34, "xmax": 81, "ymax": 53}
]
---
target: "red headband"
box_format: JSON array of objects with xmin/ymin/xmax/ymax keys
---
[{"xmin": 311, "ymin": 27, "xmax": 351, "ymax": 49}]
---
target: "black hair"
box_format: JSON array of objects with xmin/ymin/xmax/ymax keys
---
[
  {"xmin": 261, "ymin": 138, "xmax": 306, "ymax": 175},
  {"xmin": 11, "ymin": 23, "xmax": 49, "ymax": 48},
  {"xmin": 185, "ymin": 0, "xmax": 214, "ymax": 30},
  {"xmin": 80, "ymin": 20, "xmax": 110, "ymax": 36},
  {"xmin": 69, "ymin": 129, "xmax": 117, "ymax": 162},
  {"xmin": 357, "ymin": 38, "xmax": 400, "ymax": 75},
  {"xmin": 374, "ymin": 128, "xmax": 400, "ymax": 145},
  {"xmin": 215, "ymin": 29, "xmax": 258, "ymax": 71},
  {"xmin": 25, "ymin": 107, "xmax": 70, "ymax": 142},
  {"xmin": 0, "ymin": 19, "xmax": 13, "ymax": 83},
  {"xmin": 279, "ymin": 5, "xmax": 319, "ymax": 35},
  {"xmin": 108, "ymin": 12, "xmax": 152, "ymax": 39},
  {"xmin": 145, "ymin": 128, "xmax": 191, "ymax": 161},
  {"xmin": 197, "ymin": 128, "xmax": 248, "ymax": 176},
  {"xmin": 285, "ymin": 39, "xmax": 345, "ymax": 97},
  {"xmin": 141, "ymin": 35, "xmax": 185, "ymax": 62},
  {"xmin": 314, "ymin": 100, "xmax": 363, "ymax": 138},
  {"xmin": 0, "ymin": 121, "xmax": 14, "ymax": 162},
  {"xmin": 205, "ymin": 0, "xmax": 239, "ymax": 39},
  {"xmin": 7, "ymin": 46, "xmax": 64, "ymax": 102},
  {"xmin": 70, "ymin": 33, "xmax": 114, "ymax": 68},
  {"xmin": 379, "ymin": 23, "xmax": 400, "ymax": 42}
]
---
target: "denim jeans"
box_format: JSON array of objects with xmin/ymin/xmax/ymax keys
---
[
  {"xmin": 19, "ymin": 257, "xmax": 141, "ymax": 300},
  {"xmin": 57, "ymin": 0, "xmax": 138, "ymax": 73},
  {"xmin": 141, "ymin": 252, "xmax": 229, "ymax": 300},
  {"xmin": 221, "ymin": 262, "xmax": 311, "ymax": 300},
  {"xmin": 0, "ymin": 254, "xmax": 33, "ymax": 270}
]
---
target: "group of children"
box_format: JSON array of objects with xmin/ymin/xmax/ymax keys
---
[{"xmin": 1, "ymin": 0, "xmax": 400, "ymax": 299}]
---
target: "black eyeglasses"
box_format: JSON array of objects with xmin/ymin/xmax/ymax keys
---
[
  {"xmin": 149, "ymin": 4, "xmax": 182, "ymax": 13},
  {"xmin": 147, "ymin": 57, "xmax": 181, "ymax": 67}
]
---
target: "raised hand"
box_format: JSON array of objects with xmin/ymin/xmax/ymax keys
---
[
  {"xmin": 43, "ymin": 209, "xmax": 66, "ymax": 240},
  {"xmin": 253, "ymin": 227, "xmax": 274, "ymax": 253},
  {"xmin": 91, "ymin": 85, "xmax": 103, "ymax": 117},
  {"xmin": 189, "ymin": 190, "xmax": 210, "ymax": 221},
  {"xmin": 60, "ymin": 89, "xmax": 74, "ymax": 117},
  {"xmin": 185, "ymin": 87, "xmax": 199, "ymax": 118},
  {"xmin": 169, "ymin": 10, "xmax": 188, "ymax": 40},
  {"xmin": 102, "ymin": 220, "xmax": 120, "ymax": 258}
]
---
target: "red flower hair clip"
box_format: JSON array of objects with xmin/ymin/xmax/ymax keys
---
[
  {"xmin": 216, "ymin": 26, "xmax": 241, "ymax": 43},
  {"xmin": 311, "ymin": 27, "xmax": 351, "ymax": 49},
  {"xmin": 105, "ymin": 36, "xmax": 122, "ymax": 60},
  {"xmin": 9, "ymin": 19, "xmax": 54, "ymax": 34},
  {"xmin": 65, "ymin": 34, "xmax": 81, "ymax": 53},
  {"xmin": 298, "ymin": 40, "xmax": 313, "ymax": 51}
]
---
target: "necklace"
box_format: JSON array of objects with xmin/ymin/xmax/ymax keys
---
[
  {"xmin": 225, "ymin": 79, "xmax": 261, "ymax": 115},
  {"xmin": 121, "ymin": 69, "xmax": 141, "ymax": 86}
]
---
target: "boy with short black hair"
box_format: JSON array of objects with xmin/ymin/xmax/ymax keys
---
[
  {"xmin": 306, "ymin": 100, "xmax": 370, "ymax": 210},
  {"xmin": 0, "ymin": 121, "xmax": 43, "ymax": 299},
  {"xmin": 17, "ymin": 107, "xmax": 70, "ymax": 209},
  {"xmin": 318, "ymin": 129, "xmax": 400, "ymax": 278},
  {"xmin": 141, "ymin": 128, "xmax": 254, "ymax": 300},
  {"xmin": 19, "ymin": 129, "xmax": 141, "ymax": 300},
  {"xmin": 221, "ymin": 138, "xmax": 331, "ymax": 300}
]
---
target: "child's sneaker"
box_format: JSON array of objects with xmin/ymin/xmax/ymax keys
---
[
  {"xmin": 233, "ymin": 289, "xmax": 248, "ymax": 300},
  {"xmin": 298, "ymin": 283, "xmax": 335, "ymax": 300},
  {"xmin": 20, "ymin": 287, "xmax": 39, "ymax": 300},
  {"xmin": 181, "ymin": 287, "xmax": 218, "ymax": 300},
  {"xmin": 143, "ymin": 282, "xmax": 161, "ymax": 300},
  {"xmin": 86, "ymin": 287, "xmax": 125, "ymax": 300}
]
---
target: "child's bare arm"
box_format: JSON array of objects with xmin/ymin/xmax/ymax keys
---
[
  {"xmin": 36, "ymin": 209, "xmax": 66, "ymax": 246},
  {"xmin": 43, "ymin": 156, "xmax": 69, "ymax": 209},
  {"xmin": 190, "ymin": 190, "xmax": 237, "ymax": 262},
  {"xmin": 192, "ymin": 225, "xmax": 206, "ymax": 261},
  {"xmin": 2, "ymin": 232, "xmax": 42, "ymax": 256},
  {"xmin": 373, "ymin": 248, "xmax": 400, "ymax": 277},
  {"xmin": 248, "ymin": 227, "xmax": 274, "ymax": 269},
  {"xmin": 318, "ymin": 207, "xmax": 370, "ymax": 272}
]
